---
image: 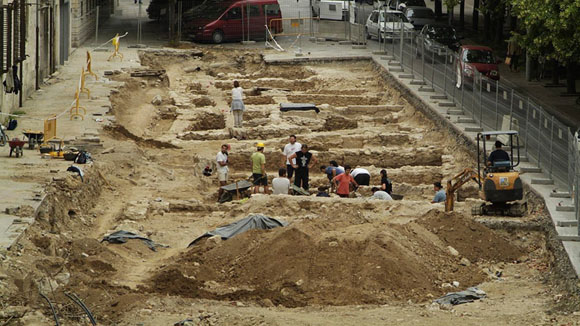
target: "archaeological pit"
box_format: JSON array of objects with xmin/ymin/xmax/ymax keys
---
[{"xmin": 0, "ymin": 47, "xmax": 578, "ymax": 325}]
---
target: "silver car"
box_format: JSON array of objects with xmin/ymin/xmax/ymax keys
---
[{"xmin": 365, "ymin": 9, "xmax": 414, "ymax": 41}]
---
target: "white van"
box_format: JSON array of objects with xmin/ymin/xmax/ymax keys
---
[{"xmin": 317, "ymin": 0, "xmax": 348, "ymax": 20}]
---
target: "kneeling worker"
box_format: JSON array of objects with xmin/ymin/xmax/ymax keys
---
[
  {"xmin": 371, "ymin": 187, "xmax": 393, "ymax": 200},
  {"xmin": 431, "ymin": 182, "xmax": 446, "ymax": 203},
  {"xmin": 272, "ymin": 168, "xmax": 291, "ymax": 195}
]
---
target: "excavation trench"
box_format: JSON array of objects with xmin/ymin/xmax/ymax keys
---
[{"xmin": 1, "ymin": 48, "xmax": 575, "ymax": 326}]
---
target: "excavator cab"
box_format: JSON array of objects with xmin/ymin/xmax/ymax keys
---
[{"xmin": 475, "ymin": 131, "xmax": 526, "ymax": 216}]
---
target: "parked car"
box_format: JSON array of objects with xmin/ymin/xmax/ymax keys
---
[
  {"xmin": 184, "ymin": 0, "xmax": 282, "ymax": 44},
  {"xmin": 365, "ymin": 9, "xmax": 414, "ymax": 41},
  {"xmin": 415, "ymin": 24, "xmax": 461, "ymax": 56},
  {"xmin": 402, "ymin": 6, "xmax": 435, "ymax": 29},
  {"xmin": 387, "ymin": 0, "xmax": 426, "ymax": 10},
  {"xmin": 456, "ymin": 45, "xmax": 500, "ymax": 88}
]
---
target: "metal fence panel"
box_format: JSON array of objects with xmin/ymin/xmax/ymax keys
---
[{"xmin": 386, "ymin": 34, "xmax": 579, "ymax": 233}]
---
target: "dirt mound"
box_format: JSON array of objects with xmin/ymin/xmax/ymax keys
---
[
  {"xmin": 104, "ymin": 124, "xmax": 181, "ymax": 149},
  {"xmin": 192, "ymin": 96, "xmax": 216, "ymax": 107},
  {"xmin": 186, "ymin": 111, "xmax": 225, "ymax": 131},
  {"xmin": 323, "ymin": 115, "xmax": 358, "ymax": 130},
  {"xmin": 287, "ymin": 94, "xmax": 382, "ymax": 106},
  {"xmin": 147, "ymin": 208, "xmax": 528, "ymax": 307},
  {"xmin": 241, "ymin": 96, "xmax": 276, "ymax": 105},
  {"xmin": 186, "ymin": 82, "xmax": 209, "ymax": 95},
  {"xmin": 418, "ymin": 210, "xmax": 525, "ymax": 262}
]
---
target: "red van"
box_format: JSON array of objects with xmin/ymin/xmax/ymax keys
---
[{"xmin": 185, "ymin": 0, "xmax": 283, "ymax": 44}]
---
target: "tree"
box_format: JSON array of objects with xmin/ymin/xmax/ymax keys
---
[
  {"xmin": 481, "ymin": 0, "xmax": 507, "ymax": 43},
  {"xmin": 472, "ymin": 0, "xmax": 479, "ymax": 30},
  {"xmin": 510, "ymin": 0, "xmax": 580, "ymax": 93},
  {"xmin": 444, "ymin": 0, "xmax": 461, "ymax": 25},
  {"xmin": 434, "ymin": 0, "xmax": 442, "ymax": 17}
]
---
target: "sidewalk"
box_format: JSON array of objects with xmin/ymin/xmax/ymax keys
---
[
  {"xmin": 459, "ymin": 34, "xmax": 580, "ymax": 129},
  {"xmin": 0, "ymin": 45, "xmax": 140, "ymax": 249},
  {"xmin": 450, "ymin": 4, "xmax": 580, "ymax": 129}
]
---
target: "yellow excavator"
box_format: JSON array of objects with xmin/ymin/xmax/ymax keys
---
[{"xmin": 445, "ymin": 131, "xmax": 527, "ymax": 217}]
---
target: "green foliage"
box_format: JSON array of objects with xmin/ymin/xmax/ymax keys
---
[
  {"xmin": 444, "ymin": 0, "xmax": 461, "ymax": 8},
  {"xmin": 510, "ymin": 0, "xmax": 580, "ymax": 63}
]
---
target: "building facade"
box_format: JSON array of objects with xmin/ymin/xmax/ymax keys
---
[{"xmin": 0, "ymin": 0, "xmax": 72, "ymax": 117}]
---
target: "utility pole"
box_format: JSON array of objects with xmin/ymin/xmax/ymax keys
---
[
  {"xmin": 473, "ymin": 0, "xmax": 479, "ymax": 31},
  {"xmin": 434, "ymin": 0, "xmax": 442, "ymax": 17}
]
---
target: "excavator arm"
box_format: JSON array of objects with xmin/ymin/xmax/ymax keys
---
[{"xmin": 445, "ymin": 168, "xmax": 482, "ymax": 212}]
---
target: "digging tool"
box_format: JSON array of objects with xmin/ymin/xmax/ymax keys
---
[{"xmin": 248, "ymin": 173, "xmax": 268, "ymax": 185}]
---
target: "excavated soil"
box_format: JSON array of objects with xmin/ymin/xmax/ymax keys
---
[
  {"xmin": 1, "ymin": 47, "xmax": 578, "ymax": 326},
  {"xmin": 148, "ymin": 210, "xmax": 524, "ymax": 307}
]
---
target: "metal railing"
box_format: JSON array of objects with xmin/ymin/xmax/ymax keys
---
[
  {"xmin": 383, "ymin": 27, "xmax": 580, "ymax": 236},
  {"xmin": 268, "ymin": 17, "xmax": 319, "ymax": 37}
]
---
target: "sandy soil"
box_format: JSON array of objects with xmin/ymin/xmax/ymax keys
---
[{"xmin": 0, "ymin": 47, "xmax": 579, "ymax": 326}]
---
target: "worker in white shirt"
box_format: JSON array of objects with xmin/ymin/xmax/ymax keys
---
[
  {"xmin": 272, "ymin": 168, "xmax": 291, "ymax": 195},
  {"xmin": 351, "ymin": 167, "xmax": 371, "ymax": 186},
  {"xmin": 281, "ymin": 134, "xmax": 301, "ymax": 181},
  {"xmin": 216, "ymin": 144, "xmax": 229, "ymax": 201}
]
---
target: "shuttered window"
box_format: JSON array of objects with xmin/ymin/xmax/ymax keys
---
[{"xmin": 0, "ymin": 0, "xmax": 27, "ymax": 74}]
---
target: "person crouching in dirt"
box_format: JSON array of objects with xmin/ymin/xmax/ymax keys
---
[
  {"xmin": 288, "ymin": 144, "xmax": 318, "ymax": 191},
  {"xmin": 216, "ymin": 144, "xmax": 229, "ymax": 201},
  {"xmin": 371, "ymin": 187, "xmax": 393, "ymax": 200},
  {"xmin": 380, "ymin": 169, "xmax": 393, "ymax": 195},
  {"xmin": 432, "ymin": 182, "xmax": 446, "ymax": 203},
  {"xmin": 231, "ymin": 80, "xmax": 245, "ymax": 128},
  {"xmin": 333, "ymin": 165, "xmax": 359, "ymax": 198},
  {"xmin": 351, "ymin": 167, "xmax": 371, "ymax": 186},
  {"xmin": 251, "ymin": 143, "xmax": 269, "ymax": 194}
]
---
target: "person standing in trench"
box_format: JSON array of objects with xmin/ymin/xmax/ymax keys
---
[{"xmin": 231, "ymin": 80, "xmax": 245, "ymax": 128}]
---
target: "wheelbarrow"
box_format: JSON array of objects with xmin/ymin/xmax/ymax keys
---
[
  {"xmin": 22, "ymin": 130, "xmax": 44, "ymax": 150},
  {"xmin": 219, "ymin": 180, "xmax": 253, "ymax": 203},
  {"xmin": 8, "ymin": 138, "xmax": 26, "ymax": 157}
]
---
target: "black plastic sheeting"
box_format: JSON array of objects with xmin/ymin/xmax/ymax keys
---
[
  {"xmin": 279, "ymin": 103, "xmax": 320, "ymax": 113},
  {"xmin": 188, "ymin": 214, "xmax": 288, "ymax": 247},
  {"xmin": 434, "ymin": 287, "xmax": 487, "ymax": 305},
  {"xmin": 101, "ymin": 230, "xmax": 167, "ymax": 252}
]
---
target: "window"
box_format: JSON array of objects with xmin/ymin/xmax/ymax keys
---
[
  {"xmin": 370, "ymin": 12, "xmax": 378, "ymax": 23},
  {"xmin": 0, "ymin": 0, "xmax": 26, "ymax": 73},
  {"xmin": 244, "ymin": 4, "xmax": 260, "ymax": 16},
  {"xmin": 329, "ymin": 4, "xmax": 336, "ymax": 11},
  {"xmin": 464, "ymin": 50, "xmax": 494, "ymax": 64},
  {"xmin": 226, "ymin": 6, "xmax": 242, "ymax": 19},
  {"xmin": 408, "ymin": 9, "xmax": 434, "ymax": 18},
  {"xmin": 264, "ymin": 4, "xmax": 280, "ymax": 15}
]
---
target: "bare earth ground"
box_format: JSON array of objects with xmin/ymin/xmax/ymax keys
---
[{"xmin": 1, "ymin": 47, "xmax": 579, "ymax": 325}]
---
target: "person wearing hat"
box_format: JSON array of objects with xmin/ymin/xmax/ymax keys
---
[
  {"xmin": 432, "ymin": 182, "xmax": 446, "ymax": 203},
  {"xmin": 487, "ymin": 140, "xmax": 510, "ymax": 166},
  {"xmin": 251, "ymin": 142, "xmax": 269, "ymax": 194}
]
